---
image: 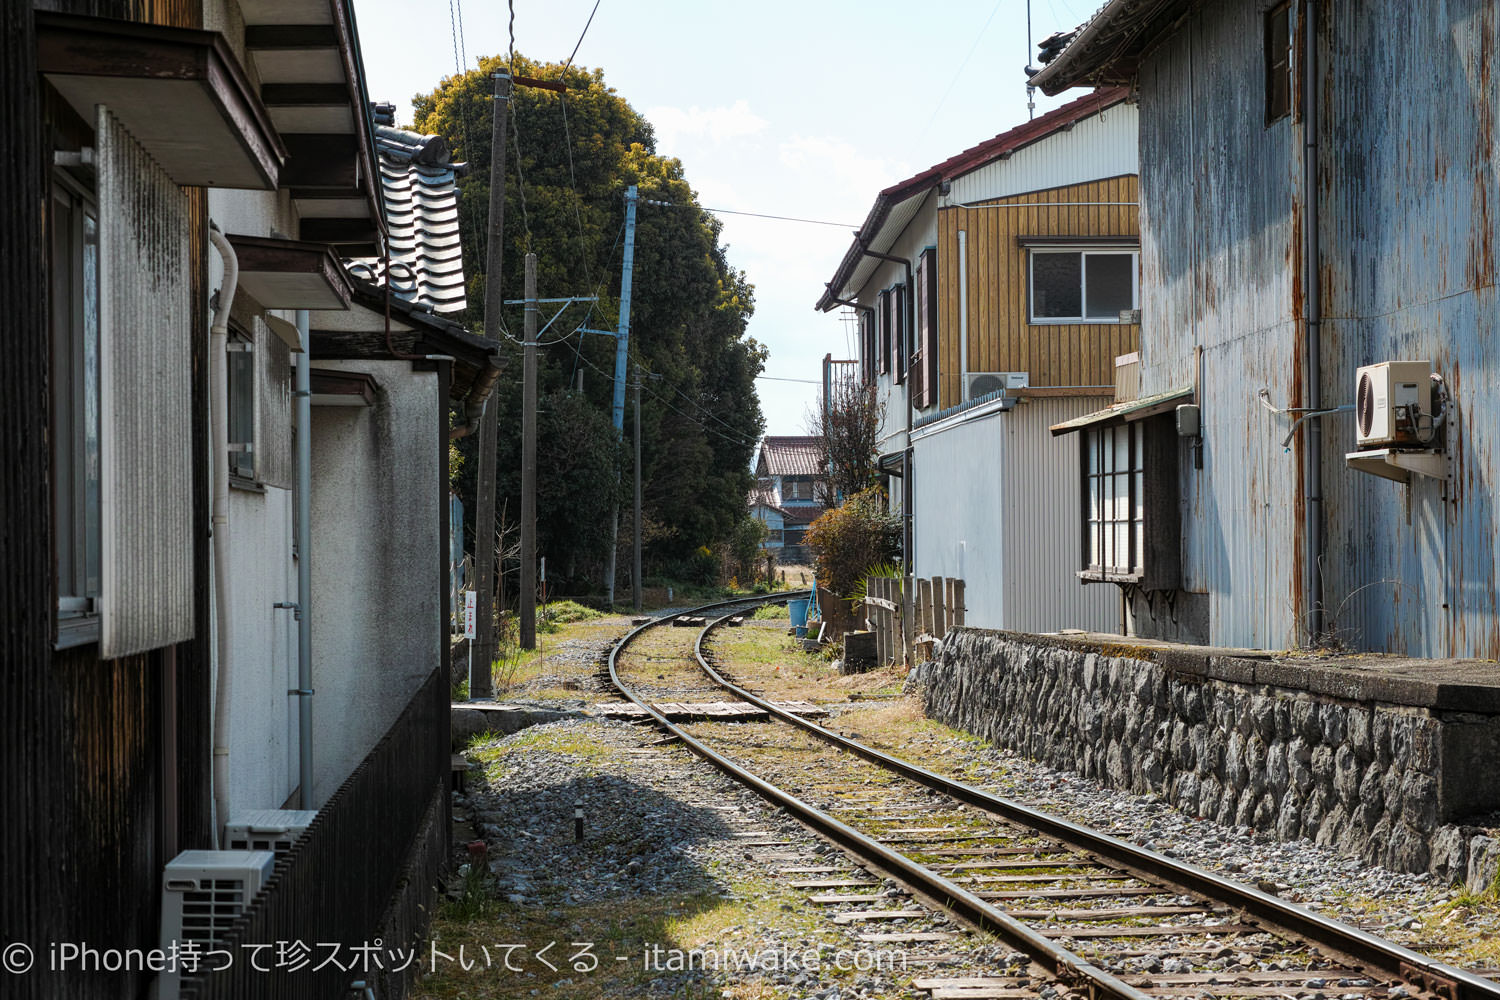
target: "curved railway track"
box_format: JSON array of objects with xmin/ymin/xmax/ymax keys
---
[{"xmin": 608, "ymin": 595, "xmax": 1500, "ymax": 1000}]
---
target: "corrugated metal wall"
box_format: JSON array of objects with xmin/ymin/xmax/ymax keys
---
[
  {"xmin": 98, "ymin": 106, "xmax": 195, "ymax": 659},
  {"xmin": 1318, "ymin": 0, "xmax": 1500, "ymax": 657},
  {"xmin": 1137, "ymin": 3, "xmax": 1304, "ymax": 649},
  {"xmin": 947, "ymin": 105, "xmax": 1139, "ymax": 207},
  {"xmin": 937, "ymin": 176, "xmax": 1141, "ymax": 402},
  {"xmin": 1001, "ymin": 395, "xmax": 1121, "ymax": 633},
  {"xmin": 912, "ymin": 396, "xmax": 1116, "ymax": 633}
]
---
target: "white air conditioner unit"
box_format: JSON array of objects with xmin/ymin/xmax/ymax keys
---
[
  {"xmin": 224, "ymin": 809, "xmax": 317, "ymax": 853},
  {"xmin": 965, "ymin": 371, "xmax": 1028, "ymax": 400},
  {"xmin": 1355, "ymin": 361, "xmax": 1432, "ymax": 448},
  {"xmin": 157, "ymin": 850, "xmax": 276, "ymax": 1000}
]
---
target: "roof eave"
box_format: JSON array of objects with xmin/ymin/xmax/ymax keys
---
[{"xmin": 1030, "ymin": 0, "xmax": 1195, "ymax": 95}]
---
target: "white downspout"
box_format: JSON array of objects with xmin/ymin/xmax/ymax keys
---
[
  {"xmin": 294, "ymin": 310, "xmax": 314, "ymax": 808},
  {"xmin": 208, "ymin": 224, "xmax": 237, "ymax": 847},
  {"xmin": 958, "ymin": 230, "xmax": 969, "ymax": 392}
]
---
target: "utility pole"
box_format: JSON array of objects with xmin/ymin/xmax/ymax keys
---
[
  {"xmin": 633, "ymin": 370, "xmax": 642, "ymax": 613},
  {"xmin": 520, "ymin": 252, "xmax": 538, "ymax": 649},
  {"xmin": 604, "ymin": 185, "xmax": 639, "ymax": 607},
  {"xmin": 472, "ymin": 69, "xmax": 511, "ymax": 699}
]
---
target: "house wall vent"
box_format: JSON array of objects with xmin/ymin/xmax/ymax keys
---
[
  {"xmin": 1355, "ymin": 361, "xmax": 1431, "ymax": 448},
  {"xmin": 224, "ymin": 809, "xmax": 318, "ymax": 853},
  {"xmin": 965, "ymin": 371, "xmax": 1029, "ymax": 400},
  {"xmin": 158, "ymin": 850, "xmax": 276, "ymax": 1000}
]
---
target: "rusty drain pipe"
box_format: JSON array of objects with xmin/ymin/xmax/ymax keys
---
[{"xmin": 1302, "ymin": 0, "xmax": 1324, "ymax": 643}]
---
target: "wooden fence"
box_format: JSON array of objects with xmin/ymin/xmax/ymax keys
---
[{"xmin": 862, "ymin": 575, "xmax": 966, "ymax": 666}]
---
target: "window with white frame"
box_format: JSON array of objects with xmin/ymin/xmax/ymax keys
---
[
  {"xmin": 1083, "ymin": 422, "xmax": 1145, "ymax": 580},
  {"xmin": 50, "ymin": 172, "xmax": 102, "ymax": 645},
  {"xmin": 1030, "ymin": 248, "xmax": 1138, "ymax": 323}
]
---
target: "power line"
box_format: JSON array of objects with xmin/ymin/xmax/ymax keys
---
[
  {"xmin": 562, "ymin": 0, "xmax": 603, "ymax": 74},
  {"xmin": 642, "ymin": 199, "xmax": 857, "ymax": 229},
  {"xmin": 914, "ymin": 0, "xmax": 1006, "ymax": 148},
  {"xmin": 757, "ymin": 375, "xmax": 822, "ymax": 385}
]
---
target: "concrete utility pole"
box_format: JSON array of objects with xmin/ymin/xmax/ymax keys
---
[
  {"xmin": 604, "ymin": 185, "xmax": 639, "ymax": 607},
  {"xmin": 520, "ymin": 252, "xmax": 538, "ymax": 649},
  {"xmin": 472, "ymin": 69, "xmax": 511, "ymax": 698},
  {"xmin": 633, "ymin": 370, "xmax": 642, "ymax": 613}
]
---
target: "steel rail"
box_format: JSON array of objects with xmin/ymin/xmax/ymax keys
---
[
  {"xmin": 609, "ymin": 596, "xmax": 1154, "ymax": 1000},
  {"xmin": 687, "ymin": 611, "xmax": 1500, "ymax": 1000}
]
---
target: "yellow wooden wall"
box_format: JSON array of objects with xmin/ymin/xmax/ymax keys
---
[{"xmin": 937, "ymin": 175, "xmax": 1140, "ymax": 406}]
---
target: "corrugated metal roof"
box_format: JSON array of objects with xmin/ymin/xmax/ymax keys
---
[
  {"xmin": 1048, "ymin": 385, "xmax": 1193, "ymax": 435},
  {"xmin": 816, "ymin": 87, "xmax": 1133, "ymax": 310},
  {"xmin": 756, "ymin": 436, "xmax": 825, "ymax": 477},
  {"xmin": 349, "ymin": 112, "xmax": 469, "ymax": 314}
]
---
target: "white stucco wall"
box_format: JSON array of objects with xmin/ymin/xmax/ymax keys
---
[
  {"xmin": 207, "ymin": 168, "xmax": 304, "ymax": 821},
  {"xmin": 222, "ymin": 486, "xmax": 298, "ymax": 815},
  {"xmin": 309, "ymin": 359, "xmax": 442, "ymax": 806}
]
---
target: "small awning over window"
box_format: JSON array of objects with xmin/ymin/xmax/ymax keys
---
[
  {"xmin": 37, "ymin": 12, "xmax": 284, "ymax": 190},
  {"xmin": 1050, "ymin": 385, "xmax": 1194, "ymax": 436},
  {"xmin": 310, "ymin": 369, "xmax": 377, "ymax": 407},
  {"xmin": 228, "ymin": 234, "xmax": 352, "ymax": 312}
]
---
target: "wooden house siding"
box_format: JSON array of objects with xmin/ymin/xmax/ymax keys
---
[
  {"xmin": 936, "ymin": 175, "xmax": 1141, "ymax": 406},
  {"xmin": 3, "ymin": 5, "xmax": 213, "ymax": 997}
]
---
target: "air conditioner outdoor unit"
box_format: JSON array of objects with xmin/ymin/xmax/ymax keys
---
[
  {"xmin": 965, "ymin": 371, "xmax": 1028, "ymax": 400},
  {"xmin": 158, "ymin": 850, "xmax": 275, "ymax": 1000},
  {"xmin": 1355, "ymin": 361, "xmax": 1432, "ymax": 448},
  {"xmin": 224, "ymin": 809, "xmax": 317, "ymax": 853}
]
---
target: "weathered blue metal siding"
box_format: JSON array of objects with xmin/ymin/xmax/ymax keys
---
[
  {"xmin": 1134, "ymin": 0, "xmax": 1500, "ymax": 656},
  {"xmin": 1319, "ymin": 0, "xmax": 1500, "ymax": 657},
  {"xmin": 1137, "ymin": 2, "xmax": 1305, "ymax": 649}
]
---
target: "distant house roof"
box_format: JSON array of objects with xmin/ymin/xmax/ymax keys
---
[
  {"xmin": 348, "ymin": 104, "xmax": 469, "ymax": 314},
  {"xmin": 1028, "ymin": 1, "xmax": 1191, "ymax": 95},
  {"xmin": 816, "ymin": 87, "xmax": 1131, "ymax": 311},
  {"xmin": 756, "ymin": 436, "xmax": 825, "ymax": 478}
]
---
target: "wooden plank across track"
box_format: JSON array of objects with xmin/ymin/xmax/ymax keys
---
[{"xmin": 593, "ymin": 699, "xmax": 829, "ymax": 721}]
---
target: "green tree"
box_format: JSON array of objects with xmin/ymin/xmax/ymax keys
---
[{"xmin": 418, "ymin": 53, "xmax": 767, "ymax": 595}]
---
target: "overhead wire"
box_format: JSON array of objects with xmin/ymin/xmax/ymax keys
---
[
  {"xmin": 562, "ymin": 0, "xmax": 603, "ymax": 74},
  {"xmin": 642, "ymin": 199, "xmax": 857, "ymax": 229}
]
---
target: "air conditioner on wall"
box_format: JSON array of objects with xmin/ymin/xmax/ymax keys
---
[
  {"xmin": 224, "ymin": 809, "xmax": 317, "ymax": 853},
  {"xmin": 157, "ymin": 849, "xmax": 276, "ymax": 1000},
  {"xmin": 965, "ymin": 371, "xmax": 1029, "ymax": 400},
  {"xmin": 1355, "ymin": 361, "xmax": 1432, "ymax": 448}
]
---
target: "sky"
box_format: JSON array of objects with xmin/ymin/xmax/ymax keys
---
[{"xmin": 350, "ymin": 0, "xmax": 1105, "ymax": 437}]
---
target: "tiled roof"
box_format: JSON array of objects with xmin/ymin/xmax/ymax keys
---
[
  {"xmin": 348, "ymin": 106, "xmax": 469, "ymax": 314},
  {"xmin": 757, "ymin": 436, "xmax": 825, "ymax": 478},
  {"xmin": 1029, "ymin": 0, "xmax": 1188, "ymax": 95}
]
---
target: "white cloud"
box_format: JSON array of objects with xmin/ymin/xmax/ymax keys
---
[
  {"xmin": 646, "ymin": 99, "xmax": 768, "ymax": 152},
  {"xmin": 776, "ymin": 135, "xmax": 911, "ymax": 217}
]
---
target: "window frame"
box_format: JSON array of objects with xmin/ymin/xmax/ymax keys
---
[
  {"xmin": 1264, "ymin": 1, "xmax": 1292, "ymax": 125},
  {"xmin": 876, "ymin": 289, "xmax": 891, "ymax": 376},
  {"xmin": 226, "ymin": 323, "xmax": 257, "ymax": 486},
  {"xmin": 50, "ymin": 169, "xmax": 103, "ymax": 649},
  {"xmin": 1027, "ymin": 247, "xmax": 1139, "ymax": 325},
  {"xmin": 1075, "ymin": 413, "xmax": 1181, "ymax": 590}
]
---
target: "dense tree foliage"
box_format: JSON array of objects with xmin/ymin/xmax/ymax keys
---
[{"xmin": 418, "ymin": 53, "xmax": 767, "ymax": 597}]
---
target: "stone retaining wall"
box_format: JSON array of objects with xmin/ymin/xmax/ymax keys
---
[{"xmin": 915, "ymin": 629, "xmax": 1500, "ymax": 891}]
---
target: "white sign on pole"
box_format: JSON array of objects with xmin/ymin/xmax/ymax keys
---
[{"xmin": 464, "ymin": 590, "xmax": 476, "ymax": 639}]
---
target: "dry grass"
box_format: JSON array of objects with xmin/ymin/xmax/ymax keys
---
[{"xmin": 707, "ymin": 624, "xmax": 905, "ymax": 704}]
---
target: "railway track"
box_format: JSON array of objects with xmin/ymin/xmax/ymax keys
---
[{"xmin": 607, "ymin": 595, "xmax": 1500, "ymax": 1000}]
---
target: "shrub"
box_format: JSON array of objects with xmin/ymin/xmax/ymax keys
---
[{"xmin": 805, "ymin": 486, "xmax": 901, "ymax": 601}]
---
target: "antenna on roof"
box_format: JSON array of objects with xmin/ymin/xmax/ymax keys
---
[{"xmin": 1024, "ymin": 0, "xmax": 1036, "ymax": 120}]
